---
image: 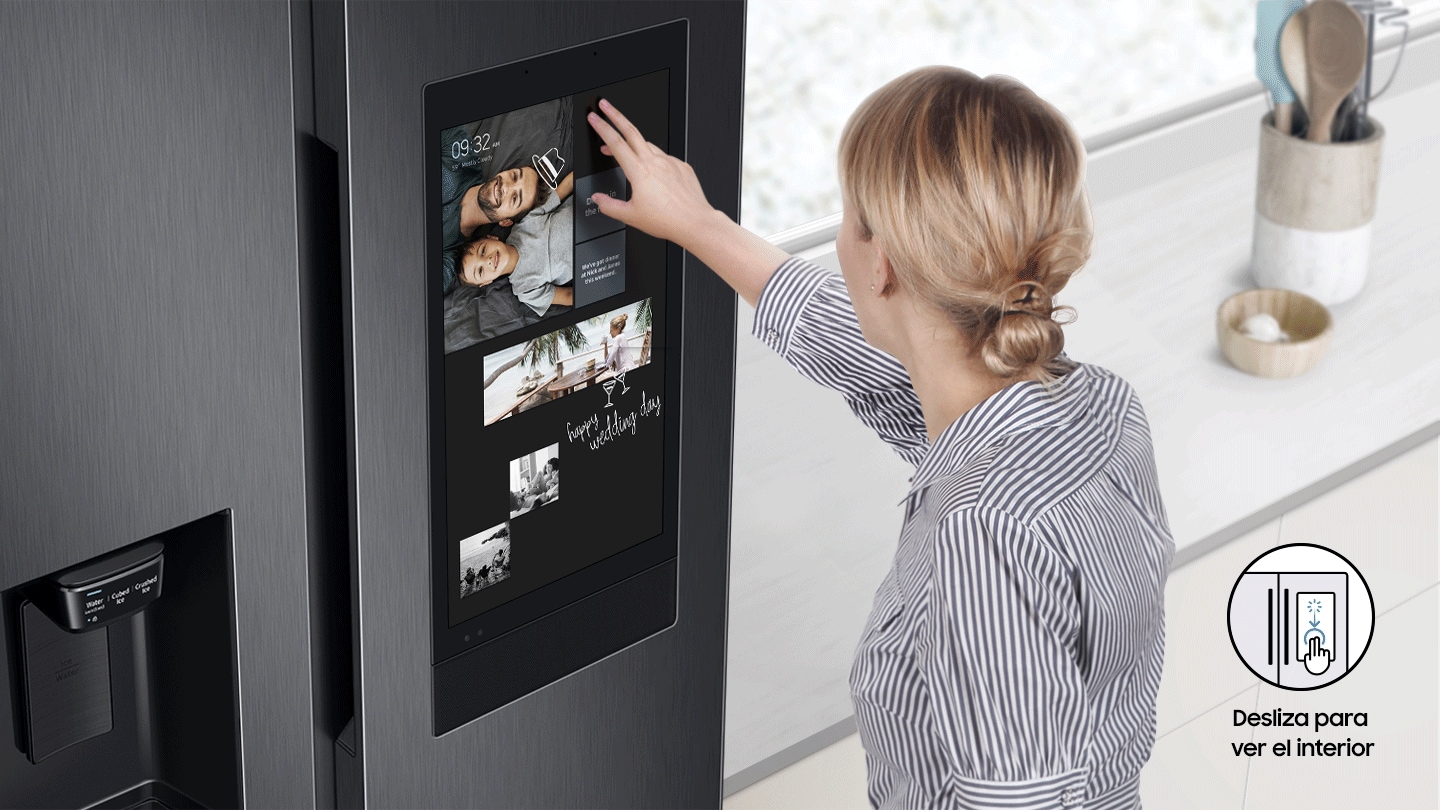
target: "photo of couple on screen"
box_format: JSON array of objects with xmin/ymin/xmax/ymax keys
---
[
  {"xmin": 441, "ymin": 96, "xmax": 576, "ymax": 353},
  {"xmin": 509, "ymin": 443, "xmax": 560, "ymax": 519}
]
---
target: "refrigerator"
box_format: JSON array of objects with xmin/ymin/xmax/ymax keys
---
[
  {"xmin": 0, "ymin": 2, "xmax": 744, "ymax": 807},
  {"xmin": 1230, "ymin": 572, "xmax": 1351, "ymax": 689}
]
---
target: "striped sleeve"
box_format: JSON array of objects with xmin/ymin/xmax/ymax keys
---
[
  {"xmin": 923, "ymin": 507, "xmax": 1090, "ymax": 809},
  {"xmin": 752, "ymin": 256, "xmax": 928, "ymax": 466}
]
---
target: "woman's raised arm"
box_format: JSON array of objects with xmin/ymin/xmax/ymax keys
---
[{"xmin": 586, "ymin": 99, "xmax": 788, "ymax": 307}]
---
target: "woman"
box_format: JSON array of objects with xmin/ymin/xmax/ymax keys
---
[
  {"xmin": 588, "ymin": 68, "xmax": 1172, "ymax": 809},
  {"xmin": 525, "ymin": 458, "xmax": 557, "ymax": 508},
  {"xmin": 604, "ymin": 313, "xmax": 636, "ymax": 373},
  {"xmin": 539, "ymin": 457, "xmax": 559, "ymax": 503}
]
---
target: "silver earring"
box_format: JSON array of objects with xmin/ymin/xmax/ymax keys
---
[{"xmin": 870, "ymin": 283, "xmax": 875, "ymax": 292}]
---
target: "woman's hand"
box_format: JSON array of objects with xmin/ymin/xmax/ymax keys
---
[
  {"xmin": 586, "ymin": 99, "xmax": 789, "ymax": 307},
  {"xmin": 586, "ymin": 100, "xmax": 718, "ymax": 246}
]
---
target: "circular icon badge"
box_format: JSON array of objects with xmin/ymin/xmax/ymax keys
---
[{"xmin": 1227, "ymin": 543, "xmax": 1374, "ymax": 690}]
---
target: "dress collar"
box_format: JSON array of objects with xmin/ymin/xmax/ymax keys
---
[{"xmin": 908, "ymin": 362, "xmax": 1091, "ymax": 495}]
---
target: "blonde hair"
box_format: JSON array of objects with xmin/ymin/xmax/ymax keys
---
[
  {"xmin": 838, "ymin": 66, "xmax": 1092, "ymax": 380},
  {"xmin": 609, "ymin": 313, "xmax": 628, "ymax": 333}
]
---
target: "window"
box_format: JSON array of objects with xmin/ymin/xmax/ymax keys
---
[{"xmin": 743, "ymin": 0, "xmax": 1259, "ymax": 236}]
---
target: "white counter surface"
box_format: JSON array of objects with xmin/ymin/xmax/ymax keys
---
[{"xmin": 1067, "ymin": 76, "xmax": 1440, "ymax": 554}]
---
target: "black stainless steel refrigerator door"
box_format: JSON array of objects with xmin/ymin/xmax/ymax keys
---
[
  {"xmin": 327, "ymin": 2, "xmax": 743, "ymax": 807},
  {"xmin": 0, "ymin": 2, "xmax": 318, "ymax": 806}
]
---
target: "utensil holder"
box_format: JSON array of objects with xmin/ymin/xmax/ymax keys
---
[{"xmin": 1251, "ymin": 113, "xmax": 1384, "ymax": 304}]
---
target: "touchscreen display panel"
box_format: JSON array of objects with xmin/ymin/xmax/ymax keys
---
[{"xmin": 435, "ymin": 70, "xmax": 672, "ymax": 630}]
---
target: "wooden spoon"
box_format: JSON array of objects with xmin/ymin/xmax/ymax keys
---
[
  {"xmin": 1257, "ymin": 0, "xmax": 1305, "ymax": 134},
  {"xmin": 1303, "ymin": 0, "xmax": 1368, "ymax": 143},
  {"xmin": 1279, "ymin": 10, "xmax": 1309, "ymax": 136}
]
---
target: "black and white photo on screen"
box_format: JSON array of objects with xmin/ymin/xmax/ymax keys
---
[
  {"xmin": 509, "ymin": 442, "xmax": 560, "ymax": 519},
  {"xmin": 481, "ymin": 298, "xmax": 653, "ymax": 425},
  {"xmin": 459, "ymin": 521, "xmax": 512, "ymax": 598}
]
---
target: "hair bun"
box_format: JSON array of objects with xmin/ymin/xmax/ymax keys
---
[
  {"xmin": 999, "ymin": 280, "xmax": 1051, "ymax": 317},
  {"xmin": 982, "ymin": 279, "xmax": 1070, "ymax": 378}
]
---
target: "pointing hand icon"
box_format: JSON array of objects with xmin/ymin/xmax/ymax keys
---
[{"xmin": 1300, "ymin": 634, "xmax": 1333, "ymax": 676}]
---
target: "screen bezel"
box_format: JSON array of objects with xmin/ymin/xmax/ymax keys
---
[{"xmin": 424, "ymin": 21, "xmax": 688, "ymax": 665}]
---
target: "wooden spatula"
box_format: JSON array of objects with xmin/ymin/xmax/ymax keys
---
[
  {"xmin": 1303, "ymin": 0, "xmax": 1368, "ymax": 143},
  {"xmin": 1279, "ymin": 10, "xmax": 1309, "ymax": 136}
]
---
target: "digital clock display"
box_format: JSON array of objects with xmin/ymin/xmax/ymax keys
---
[{"xmin": 449, "ymin": 131, "xmax": 494, "ymax": 161}]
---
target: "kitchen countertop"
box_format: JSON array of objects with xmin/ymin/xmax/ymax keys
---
[{"xmin": 1065, "ymin": 75, "xmax": 1440, "ymax": 557}]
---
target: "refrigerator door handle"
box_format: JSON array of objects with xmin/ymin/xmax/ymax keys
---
[{"xmin": 1283, "ymin": 588, "xmax": 1290, "ymax": 665}]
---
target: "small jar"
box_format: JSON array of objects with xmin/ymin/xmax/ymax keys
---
[{"xmin": 1251, "ymin": 113, "xmax": 1384, "ymax": 305}]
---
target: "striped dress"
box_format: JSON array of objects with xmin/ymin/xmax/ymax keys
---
[{"xmin": 753, "ymin": 257, "xmax": 1173, "ymax": 810}]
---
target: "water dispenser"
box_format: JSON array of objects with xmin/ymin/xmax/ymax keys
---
[{"xmin": 2, "ymin": 513, "xmax": 241, "ymax": 808}]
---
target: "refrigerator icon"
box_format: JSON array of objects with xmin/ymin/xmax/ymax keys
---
[{"xmin": 1229, "ymin": 572, "xmax": 1349, "ymax": 688}]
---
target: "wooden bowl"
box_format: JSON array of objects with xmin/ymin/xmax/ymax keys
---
[{"xmin": 1216, "ymin": 288, "xmax": 1332, "ymax": 378}]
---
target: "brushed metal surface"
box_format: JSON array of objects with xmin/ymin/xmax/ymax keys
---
[
  {"xmin": 335, "ymin": 2, "xmax": 742, "ymax": 806},
  {"xmin": 0, "ymin": 2, "xmax": 317, "ymax": 806},
  {"xmin": 433, "ymin": 561, "xmax": 678, "ymax": 735}
]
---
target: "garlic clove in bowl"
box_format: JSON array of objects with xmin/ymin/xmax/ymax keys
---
[{"xmin": 1240, "ymin": 312, "xmax": 1288, "ymax": 343}]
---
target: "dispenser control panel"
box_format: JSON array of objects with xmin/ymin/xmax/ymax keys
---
[
  {"xmin": 30, "ymin": 540, "xmax": 165, "ymax": 632},
  {"xmin": 60, "ymin": 556, "xmax": 163, "ymax": 631}
]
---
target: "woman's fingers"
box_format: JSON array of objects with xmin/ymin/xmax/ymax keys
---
[
  {"xmin": 587, "ymin": 111, "xmax": 641, "ymax": 172},
  {"xmin": 598, "ymin": 99, "xmax": 650, "ymax": 156},
  {"xmin": 584, "ymin": 100, "xmax": 719, "ymax": 248},
  {"xmin": 588, "ymin": 192, "xmax": 635, "ymax": 225},
  {"xmin": 599, "ymin": 129, "xmax": 661, "ymax": 160}
]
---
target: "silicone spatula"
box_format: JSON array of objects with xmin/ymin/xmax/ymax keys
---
[
  {"xmin": 1256, "ymin": 0, "xmax": 1305, "ymax": 134},
  {"xmin": 1303, "ymin": 0, "xmax": 1368, "ymax": 143},
  {"xmin": 1280, "ymin": 10, "xmax": 1310, "ymax": 137}
]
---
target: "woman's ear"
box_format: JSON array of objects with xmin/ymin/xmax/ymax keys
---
[{"xmin": 873, "ymin": 241, "xmax": 897, "ymax": 297}]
